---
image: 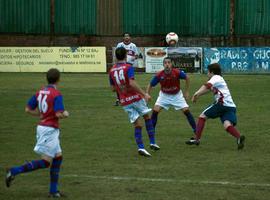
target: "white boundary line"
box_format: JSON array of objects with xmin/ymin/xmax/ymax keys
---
[{"xmin": 62, "ymin": 174, "xmax": 270, "ymax": 188}]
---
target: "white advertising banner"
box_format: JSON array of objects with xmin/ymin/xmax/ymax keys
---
[{"xmin": 145, "ymin": 47, "xmax": 168, "ymax": 73}]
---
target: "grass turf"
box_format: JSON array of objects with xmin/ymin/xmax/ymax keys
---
[{"xmin": 1, "ymin": 73, "xmax": 270, "ymax": 200}]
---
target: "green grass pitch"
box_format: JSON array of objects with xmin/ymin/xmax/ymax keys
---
[{"xmin": 1, "ymin": 73, "xmax": 270, "ymax": 200}]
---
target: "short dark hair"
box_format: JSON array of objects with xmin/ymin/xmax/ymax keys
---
[
  {"xmin": 123, "ymin": 32, "xmax": 130, "ymax": 37},
  {"xmin": 115, "ymin": 47, "xmax": 127, "ymax": 61},
  {"xmin": 47, "ymin": 68, "xmax": 60, "ymax": 84},
  {"xmin": 208, "ymin": 63, "xmax": 221, "ymax": 75},
  {"xmin": 163, "ymin": 57, "xmax": 172, "ymax": 63}
]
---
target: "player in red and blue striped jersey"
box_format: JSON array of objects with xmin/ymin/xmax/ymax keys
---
[
  {"xmin": 146, "ymin": 57, "xmax": 197, "ymax": 139},
  {"xmin": 109, "ymin": 47, "xmax": 159, "ymax": 157},
  {"xmin": 5, "ymin": 68, "xmax": 69, "ymax": 198},
  {"xmin": 186, "ymin": 63, "xmax": 245, "ymax": 149}
]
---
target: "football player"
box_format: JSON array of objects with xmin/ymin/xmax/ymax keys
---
[
  {"xmin": 109, "ymin": 47, "xmax": 160, "ymax": 157},
  {"xmin": 186, "ymin": 63, "xmax": 245, "ymax": 149},
  {"xmin": 146, "ymin": 57, "xmax": 196, "ymax": 139},
  {"xmin": 114, "ymin": 33, "xmax": 139, "ymax": 106},
  {"xmin": 6, "ymin": 68, "xmax": 69, "ymax": 197}
]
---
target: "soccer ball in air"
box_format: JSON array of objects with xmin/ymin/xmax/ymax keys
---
[{"xmin": 166, "ymin": 32, "xmax": 179, "ymax": 45}]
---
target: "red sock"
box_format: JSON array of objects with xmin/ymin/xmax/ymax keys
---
[
  {"xmin": 226, "ymin": 126, "xmax": 240, "ymax": 138},
  {"xmin": 195, "ymin": 117, "xmax": 206, "ymax": 140}
]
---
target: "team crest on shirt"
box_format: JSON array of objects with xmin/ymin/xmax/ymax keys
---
[{"xmin": 160, "ymin": 76, "xmax": 164, "ymax": 80}]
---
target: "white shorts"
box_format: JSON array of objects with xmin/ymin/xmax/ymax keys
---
[
  {"xmin": 34, "ymin": 125, "xmax": 62, "ymax": 158},
  {"xmin": 155, "ymin": 90, "xmax": 189, "ymax": 110},
  {"xmin": 123, "ymin": 99, "xmax": 152, "ymax": 123}
]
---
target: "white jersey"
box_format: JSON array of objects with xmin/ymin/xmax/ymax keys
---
[
  {"xmin": 207, "ymin": 75, "xmax": 236, "ymax": 107},
  {"xmin": 116, "ymin": 42, "xmax": 138, "ymax": 65}
]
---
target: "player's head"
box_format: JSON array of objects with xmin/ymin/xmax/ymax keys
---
[
  {"xmin": 163, "ymin": 57, "xmax": 173, "ymax": 74},
  {"xmin": 47, "ymin": 68, "xmax": 60, "ymax": 84},
  {"xmin": 115, "ymin": 47, "xmax": 127, "ymax": 61},
  {"xmin": 207, "ymin": 63, "xmax": 221, "ymax": 77},
  {"xmin": 123, "ymin": 32, "xmax": 131, "ymax": 44}
]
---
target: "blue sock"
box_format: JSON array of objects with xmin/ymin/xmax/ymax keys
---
[
  {"xmin": 10, "ymin": 159, "xmax": 50, "ymax": 176},
  {"xmin": 134, "ymin": 127, "xmax": 144, "ymax": 149},
  {"xmin": 50, "ymin": 156, "xmax": 63, "ymax": 194},
  {"xmin": 151, "ymin": 111, "xmax": 159, "ymax": 128},
  {"xmin": 184, "ymin": 111, "xmax": 196, "ymax": 133},
  {"xmin": 145, "ymin": 119, "xmax": 156, "ymax": 144}
]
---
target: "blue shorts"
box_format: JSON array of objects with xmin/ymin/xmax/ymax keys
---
[{"xmin": 202, "ymin": 103, "xmax": 237, "ymax": 125}]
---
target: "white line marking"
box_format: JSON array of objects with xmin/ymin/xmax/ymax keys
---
[{"xmin": 62, "ymin": 174, "xmax": 270, "ymax": 188}]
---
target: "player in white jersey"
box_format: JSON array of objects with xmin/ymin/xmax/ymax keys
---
[
  {"xmin": 186, "ymin": 63, "xmax": 245, "ymax": 150},
  {"xmin": 114, "ymin": 33, "xmax": 139, "ymax": 106},
  {"xmin": 116, "ymin": 32, "xmax": 138, "ymax": 65}
]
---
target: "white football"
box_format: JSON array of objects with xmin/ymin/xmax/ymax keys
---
[{"xmin": 166, "ymin": 32, "xmax": 179, "ymax": 44}]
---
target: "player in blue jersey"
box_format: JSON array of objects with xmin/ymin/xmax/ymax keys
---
[
  {"xmin": 109, "ymin": 47, "xmax": 160, "ymax": 157},
  {"xmin": 186, "ymin": 63, "xmax": 245, "ymax": 149},
  {"xmin": 5, "ymin": 68, "xmax": 69, "ymax": 197}
]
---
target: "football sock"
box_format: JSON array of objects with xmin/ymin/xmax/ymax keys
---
[
  {"xmin": 184, "ymin": 110, "xmax": 197, "ymax": 133},
  {"xmin": 50, "ymin": 156, "xmax": 63, "ymax": 194},
  {"xmin": 10, "ymin": 159, "xmax": 50, "ymax": 176},
  {"xmin": 226, "ymin": 125, "xmax": 241, "ymax": 138},
  {"xmin": 195, "ymin": 117, "xmax": 206, "ymax": 140},
  {"xmin": 134, "ymin": 126, "xmax": 144, "ymax": 149},
  {"xmin": 145, "ymin": 119, "xmax": 156, "ymax": 144},
  {"xmin": 151, "ymin": 111, "xmax": 159, "ymax": 128}
]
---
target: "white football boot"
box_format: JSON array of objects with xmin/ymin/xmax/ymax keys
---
[
  {"xmin": 138, "ymin": 149, "xmax": 151, "ymax": 157},
  {"xmin": 150, "ymin": 144, "xmax": 160, "ymax": 151}
]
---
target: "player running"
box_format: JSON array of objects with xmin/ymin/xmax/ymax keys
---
[
  {"xmin": 186, "ymin": 63, "xmax": 245, "ymax": 149},
  {"xmin": 109, "ymin": 47, "xmax": 159, "ymax": 157},
  {"xmin": 5, "ymin": 68, "xmax": 69, "ymax": 197}
]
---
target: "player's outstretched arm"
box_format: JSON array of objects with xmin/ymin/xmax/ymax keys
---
[
  {"xmin": 146, "ymin": 75, "xmax": 158, "ymax": 97},
  {"xmin": 183, "ymin": 75, "xmax": 190, "ymax": 99},
  {"xmin": 192, "ymin": 85, "xmax": 210, "ymax": 103},
  {"xmin": 56, "ymin": 110, "xmax": 69, "ymax": 119},
  {"xmin": 25, "ymin": 107, "xmax": 40, "ymax": 117}
]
